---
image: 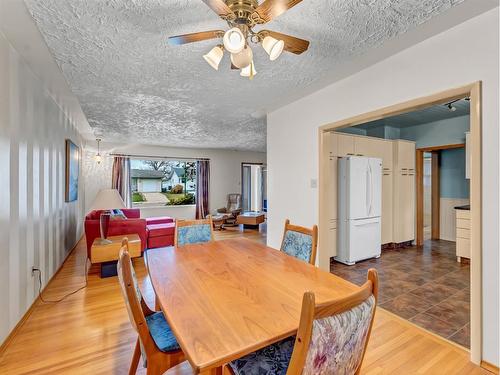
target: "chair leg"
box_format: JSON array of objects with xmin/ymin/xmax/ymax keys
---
[{"xmin": 129, "ymin": 338, "xmax": 141, "ymax": 375}]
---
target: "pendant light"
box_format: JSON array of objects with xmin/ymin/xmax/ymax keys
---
[
  {"xmin": 203, "ymin": 45, "xmax": 224, "ymax": 70},
  {"xmin": 95, "ymin": 138, "xmax": 102, "ymax": 164},
  {"xmin": 262, "ymin": 36, "xmax": 284, "ymax": 61},
  {"xmin": 223, "ymin": 27, "xmax": 245, "ymax": 54}
]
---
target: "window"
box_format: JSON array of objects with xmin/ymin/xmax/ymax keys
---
[{"xmin": 130, "ymin": 159, "xmax": 196, "ymax": 207}]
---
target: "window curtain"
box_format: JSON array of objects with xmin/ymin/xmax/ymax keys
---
[
  {"xmin": 112, "ymin": 156, "xmax": 132, "ymax": 208},
  {"xmin": 196, "ymin": 160, "xmax": 210, "ymax": 219}
]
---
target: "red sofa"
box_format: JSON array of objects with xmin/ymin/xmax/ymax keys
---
[
  {"xmin": 84, "ymin": 209, "xmax": 147, "ymax": 258},
  {"xmin": 84, "ymin": 210, "xmax": 175, "ymax": 259}
]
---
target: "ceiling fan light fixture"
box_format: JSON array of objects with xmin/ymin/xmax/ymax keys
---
[
  {"xmin": 241, "ymin": 61, "xmax": 257, "ymax": 79},
  {"xmin": 262, "ymin": 36, "xmax": 284, "ymax": 61},
  {"xmin": 223, "ymin": 27, "xmax": 245, "ymax": 54},
  {"xmin": 203, "ymin": 45, "xmax": 224, "ymax": 70},
  {"xmin": 230, "ymin": 45, "xmax": 253, "ymax": 69}
]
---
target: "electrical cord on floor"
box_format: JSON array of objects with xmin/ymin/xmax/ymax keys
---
[{"xmin": 32, "ymin": 257, "xmax": 89, "ymax": 303}]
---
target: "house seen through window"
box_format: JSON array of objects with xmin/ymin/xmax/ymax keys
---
[{"xmin": 130, "ymin": 159, "xmax": 196, "ymax": 207}]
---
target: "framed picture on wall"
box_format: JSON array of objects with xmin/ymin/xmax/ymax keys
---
[{"xmin": 65, "ymin": 139, "xmax": 79, "ymax": 202}]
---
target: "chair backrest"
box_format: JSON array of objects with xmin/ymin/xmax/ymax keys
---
[
  {"xmin": 280, "ymin": 219, "xmax": 318, "ymax": 265},
  {"xmin": 287, "ymin": 269, "xmax": 379, "ymax": 375},
  {"xmin": 226, "ymin": 194, "xmax": 241, "ymax": 212},
  {"xmin": 174, "ymin": 216, "xmax": 214, "ymax": 246},
  {"xmin": 117, "ymin": 239, "xmax": 154, "ymax": 356}
]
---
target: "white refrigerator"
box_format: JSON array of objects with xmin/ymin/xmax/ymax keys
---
[{"xmin": 336, "ymin": 156, "xmax": 382, "ymax": 265}]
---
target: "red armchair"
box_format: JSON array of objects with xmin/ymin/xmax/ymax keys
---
[{"xmin": 84, "ymin": 209, "xmax": 147, "ymax": 259}]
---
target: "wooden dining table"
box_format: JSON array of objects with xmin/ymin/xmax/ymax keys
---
[{"xmin": 147, "ymin": 238, "xmax": 361, "ymax": 374}]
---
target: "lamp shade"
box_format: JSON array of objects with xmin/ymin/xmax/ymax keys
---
[
  {"xmin": 203, "ymin": 46, "xmax": 224, "ymax": 70},
  {"xmin": 230, "ymin": 45, "xmax": 253, "ymax": 69},
  {"xmin": 240, "ymin": 61, "xmax": 257, "ymax": 78},
  {"xmin": 90, "ymin": 189, "xmax": 126, "ymax": 211},
  {"xmin": 223, "ymin": 27, "xmax": 245, "ymax": 54},
  {"xmin": 262, "ymin": 36, "xmax": 284, "ymax": 61}
]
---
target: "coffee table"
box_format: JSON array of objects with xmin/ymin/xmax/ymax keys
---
[
  {"xmin": 236, "ymin": 212, "xmax": 265, "ymax": 229},
  {"xmin": 91, "ymin": 234, "xmax": 141, "ymax": 277}
]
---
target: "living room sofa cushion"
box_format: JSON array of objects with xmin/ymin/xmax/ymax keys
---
[
  {"xmin": 146, "ymin": 216, "xmax": 174, "ymax": 225},
  {"xmin": 147, "ymin": 223, "xmax": 175, "ymax": 238}
]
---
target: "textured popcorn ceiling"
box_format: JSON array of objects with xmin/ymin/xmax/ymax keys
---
[{"xmin": 25, "ymin": 0, "xmax": 464, "ymax": 152}]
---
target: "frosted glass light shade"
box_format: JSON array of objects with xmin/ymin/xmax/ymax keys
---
[
  {"xmin": 240, "ymin": 61, "xmax": 257, "ymax": 78},
  {"xmin": 203, "ymin": 46, "xmax": 224, "ymax": 70},
  {"xmin": 90, "ymin": 189, "xmax": 126, "ymax": 211},
  {"xmin": 230, "ymin": 46, "xmax": 253, "ymax": 69},
  {"xmin": 262, "ymin": 36, "xmax": 284, "ymax": 61},
  {"xmin": 223, "ymin": 28, "xmax": 245, "ymax": 54}
]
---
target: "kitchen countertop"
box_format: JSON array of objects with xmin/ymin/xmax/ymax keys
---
[{"xmin": 454, "ymin": 205, "xmax": 470, "ymax": 210}]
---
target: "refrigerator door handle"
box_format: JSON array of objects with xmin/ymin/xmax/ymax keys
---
[{"xmin": 368, "ymin": 162, "xmax": 374, "ymax": 217}]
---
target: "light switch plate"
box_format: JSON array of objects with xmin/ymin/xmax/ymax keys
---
[{"xmin": 310, "ymin": 179, "xmax": 318, "ymax": 188}]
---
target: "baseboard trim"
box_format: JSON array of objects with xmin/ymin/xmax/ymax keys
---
[
  {"xmin": 0, "ymin": 235, "xmax": 84, "ymax": 358},
  {"xmin": 481, "ymin": 360, "xmax": 499, "ymax": 374}
]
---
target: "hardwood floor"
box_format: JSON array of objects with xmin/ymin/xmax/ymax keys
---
[{"xmin": 0, "ymin": 226, "xmax": 489, "ymax": 375}]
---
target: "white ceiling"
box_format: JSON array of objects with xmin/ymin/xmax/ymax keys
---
[{"xmin": 24, "ymin": 0, "xmax": 469, "ymax": 152}]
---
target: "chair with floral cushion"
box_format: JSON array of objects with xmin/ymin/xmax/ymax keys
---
[
  {"xmin": 222, "ymin": 268, "xmax": 379, "ymax": 375},
  {"xmin": 117, "ymin": 238, "xmax": 185, "ymax": 375},
  {"xmin": 174, "ymin": 216, "xmax": 214, "ymax": 247},
  {"xmin": 280, "ymin": 219, "xmax": 318, "ymax": 265}
]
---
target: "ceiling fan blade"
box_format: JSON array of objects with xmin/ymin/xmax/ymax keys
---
[
  {"xmin": 251, "ymin": 0, "xmax": 303, "ymax": 24},
  {"xmin": 261, "ymin": 30, "xmax": 310, "ymax": 54},
  {"xmin": 201, "ymin": 0, "xmax": 236, "ymax": 20},
  {"xmin": 168, "ymin": 30, "xmax": 224, "ymax": 45}
]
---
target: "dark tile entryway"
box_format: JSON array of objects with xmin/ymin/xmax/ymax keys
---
[{"xmin": 331, "ymin": 239, "xmax": 470, "ymax": 348}]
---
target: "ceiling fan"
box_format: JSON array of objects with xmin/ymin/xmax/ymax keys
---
[{"xmin": 168, "ymin": 0, "xmax": 310, "ymax": 79}]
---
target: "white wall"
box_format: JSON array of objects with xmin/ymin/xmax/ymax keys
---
[
  {"xmin": 83, "ymin": 144, "xmax": 266, "ymax": 218},
  {"xmin": 267, "ymin": 8, "xmax": 499, "ymax": 365},
  {"xmin": 0, "ymin": 30, "xmax": 86, "ymax": 345}
]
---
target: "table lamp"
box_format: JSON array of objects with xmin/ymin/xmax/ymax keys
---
[{"xmin": 90, "ymin": 189, "xmax": 126, "ymax": 245}]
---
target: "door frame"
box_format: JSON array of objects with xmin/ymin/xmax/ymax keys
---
[
  {"xmin": 318, "ymin": 82, "xmax": 482, "ymax": 364},
  {"xmin": 416, "ymin": 143, "xmax": 466, "ymax": 246}
]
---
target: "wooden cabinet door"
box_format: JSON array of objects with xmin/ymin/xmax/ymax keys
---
[
  {"xmin": 398, "ymin": 141, "xmax": 416, "ymax": 169},
  {"xmin": 381, "ymin": 172, "xmax": 393, "ymax": 244},
  {"xmin": 336, "ymin": 134, "xmax": 355, "ymax": 156},
  {"xmin": 401, "ymin": 173, "xmax": 416, "ymax": 241},
  {"xmin": 327, "ymin": 156, "xmax": 338, "ymax": 220},
  {"xmin": 319, "ymin": 223, "xmax": 337, "ymax": 272},
  {"xmin": 327, "ymin": 132, "xmax": 338, "ymax": 156},
  {"xmin": 327, "ymin": 225, "xmax": 337, "ymax": 258}
]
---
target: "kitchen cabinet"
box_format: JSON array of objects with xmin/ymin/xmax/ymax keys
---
[
  {"xmin": 465, "ymin": 132, "xmax": 471, "ymax": 179},
  {"xmin": 336, "ymin": 133, "xmax": 355, "ymax": 156},
  {"xmin": 327, "ymin": 156, "xmax": 338, "ymax": 221},
  {"xmin": 393, "ymin": 140, "xmax": 416, "ymax": 244},
  {"xmin": 455, "ymin": 208, "xmax": 470, "ymax": 262},
  {"xmin": 320, "ymin": 132, "xmax": 416, "ymax": 270}
]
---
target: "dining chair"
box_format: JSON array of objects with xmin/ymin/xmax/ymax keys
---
[
  {"xmin": 117, "ymin": 238, "xmax": 185, "ymax": 375},
  {"xmin": 174, "ymin": 216, "xmax": 214, "ymax": 246},
  {"xmin": 224, "ymin": 269, "xmax": 379, "ymax": 375},
  {"xmin": 280, "ymin": 219, "xmax": 318, "ymax": 265}
]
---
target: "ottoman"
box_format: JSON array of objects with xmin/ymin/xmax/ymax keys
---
[{"xmin": 147, "ymin": 222, "xmax": 175, "ymax": 249}]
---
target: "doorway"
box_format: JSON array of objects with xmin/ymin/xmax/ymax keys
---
[
  {"xmin": 416, "ymin": 143, "xmax": 467, "ymax": 247},
  {"xmin": 318, "ymin": 82, "xmax": 482, "ymax": 363}
]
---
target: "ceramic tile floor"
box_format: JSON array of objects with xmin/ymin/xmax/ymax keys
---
[{"xmin": 331, "ymin": 239, "xmax": 470, "ymax": 348}]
